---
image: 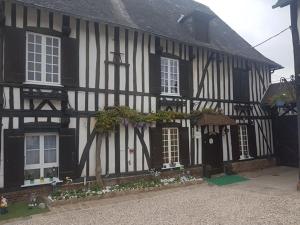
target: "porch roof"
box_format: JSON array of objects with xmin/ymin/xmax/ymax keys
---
[{"xmin": 197, "ymin": 114, "xmax": 236, "ymax": 126}]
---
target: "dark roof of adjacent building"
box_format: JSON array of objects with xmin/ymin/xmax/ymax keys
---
[
  {"xmin": 15, "ymin": 0, "xmax": 281, "ymax": 68},
  {"xmin": 262, "ymin": 82, "xmax": 296, "ymax": 106},
  {"xmin": 273, "ymin": 0, "xmax": 292, "ymax": 8}
]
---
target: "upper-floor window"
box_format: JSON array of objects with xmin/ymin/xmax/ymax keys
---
[
  {"xmin": 26, "ymin": 32, "xmax": 61, "ymax": 85},
  {"xmin": 233, "ymin": 68, "xmax": 250, "ymax": 102},
  {"xmin": 161, "ymin": 57, "xmax": 179, "ymax": 95}
]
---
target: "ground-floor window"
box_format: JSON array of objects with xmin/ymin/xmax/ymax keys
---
[
  {"xmin": 162, "ymin": 128, "xmax": 180, "ymax": 167},
  {"xmin": 24, "ymin": 133, "xmax": 59, "ymax": 185},
  {"xmin": 238, "ymin": 125, "xmax": 250, "ymax": 160}
]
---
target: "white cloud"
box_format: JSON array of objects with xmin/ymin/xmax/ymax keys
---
[{"xmin": 196, "ymin": 0, "xmax": 294, "ymax": 82}]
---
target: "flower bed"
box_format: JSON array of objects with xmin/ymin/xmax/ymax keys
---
[{"xmin": 48, "ymin": 175, "xmax": 202, "ymax": 205}]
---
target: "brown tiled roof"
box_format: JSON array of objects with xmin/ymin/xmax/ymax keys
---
[{"xmin": 15, "ymin": 0, "xmax": 281, "ymax": 68}]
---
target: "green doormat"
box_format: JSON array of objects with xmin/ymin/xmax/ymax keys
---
[{"xmin": 206, "ymin": 175, "xmax": 249, "ymax": 186}]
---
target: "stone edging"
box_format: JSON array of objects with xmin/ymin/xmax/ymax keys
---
[{"xmin": 47, "ymin": 179, "xmax": 204, "ymax": 208}]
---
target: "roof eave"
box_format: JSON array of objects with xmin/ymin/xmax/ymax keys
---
[{"xmin": 272, "ymin": 0, "xmax": 292, "ymax": 9}]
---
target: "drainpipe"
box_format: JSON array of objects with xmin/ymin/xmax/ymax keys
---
[{"xmin": 296, "ymin": 75, "xmax": 300, "ymax": 190}]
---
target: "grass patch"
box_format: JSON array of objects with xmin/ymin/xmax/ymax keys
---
[
  {"xmin": 0, "ymin": 202, "xmax": 49, "ymax": 221},
  {"xmin": 206, "ymin": 175, "xmax": 249, "ymax": 186}
]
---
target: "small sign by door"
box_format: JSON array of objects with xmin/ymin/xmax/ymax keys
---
[{"xmin": 209, "ymin": 138, "xmax": 214, "ymax": 144}]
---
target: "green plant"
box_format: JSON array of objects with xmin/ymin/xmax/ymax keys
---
[
  {"xmin": 270, "ymin": 92, "xmax": 295, "ymax": 107},
  {"xmin": 25, "ymin": 172, "xmax": 35, "ymax": 183},
  {"xmin": 95, "ymin": 106, "xmax": 220, "ymax": 133}
]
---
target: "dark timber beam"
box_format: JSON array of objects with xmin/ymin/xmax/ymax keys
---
[
  {"xmin": 77, "ymin": 128, "xmax": 97, "ymax": 177},
  {"xmin": 134, "ymin": 127, "xmax": 150, "ymax": 168},
  {"xmin": 254, "ymin": 65, "xmax": 266, "ymax": 92},
  {"xmin": 249, "ymin": 111, "xmax": 272, "ymax": 155},
  {"xmin": 196, "ymin": 52, "xmax": 215, "ymax": 98}
]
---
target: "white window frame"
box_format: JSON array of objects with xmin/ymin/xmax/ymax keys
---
[
  {"xmin": 162, "ymin": 127, "xmax": 180, "ymax": 168},
  {"xmin": 160, "ymin": 57, "xmax": 180, "ymax": 96},
  {"xmin": 238, "ymin": 125, "xmax": 251, "ymax": 160},
  {"xmin": 25, "ymin": 32, "xmax": 61, "ymax": 86},
  {"xmin": 24, "ymin": 133, "xmax": 59, "ymax": 181}
]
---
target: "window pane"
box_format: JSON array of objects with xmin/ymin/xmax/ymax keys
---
[
  {"xmin": 28, "ymin": 62, "xmax": 34, "ymax": 71},
  {"xmin": 46, "ymin": 55, "xmax": 52, "ymax": 64},
  {"xmin": 53, "ymin": 74, "xmax": 58, "ymax": 83},
  {"xmin": 53, "ymin": 47, "xmax": 58, "ymax": 55},
  {"xmin": 36, "ymin": 54, "xmax": 41, "ymax": 63},
  {"xmin": 28, "ymin": 72, "xmax": 34, "ymax": 80},
  {"xmin": 28, "ymin": 43, "xmax": 34, "ymax": 52},
  {"xmin": 53, "ymin": 38, "xmax": 59, "ymax": 47},
  {"xmin": 26, "ymin": 136, "xmax": 39, "ymax": 150},
  {"xmin": 46, "ymin": 46, "xmax": 52, "ymax": 54},
  {"xmin": 46, "ymin": 73, "xmax": 52, "ymax": 82},
  {"xmin": 28, "ymin": 34, "xmax": 34, "ymax": 43},
  {"xmin": 35, "ymin": 63, "xmax": 41, "ymax": 72},
  {"xmin": 35, "ymin": 44, "xmax": 41, "ymax": 53},
  {"xmin": 35, "ymin": 35, "xmax": 42, "ymax": 44},
  {"xmin": 28, "ymin": 53, "xmax": 34, "ymax": 61},
  {"xmin": 46, "ymin": 64, "xmax": 52, "ymax": 73},
  {"xmin": 35, "ymin": 72, "xmax": 41, "ymax": 81},
  {"xmin": 44, "ymin": 135, "xmax": 56, "ymax": 163},
  {"xmin": 44, "ymin": 149, "xmax": 56, "ymax": 163},
  {"xmin": 25, "ymin": 169, "xmax": 40, "ymax": 180},
  {"xmin": 44, "ymin": 135, "xmax": 56, "ymax": 149},
  {"xmin": 44, "ymin": 167, "xmax": 58, "ymax": 178},
  {"xmin": 53, "ymin": 65, "xmax": 59, "ymax": 73},
  {"xmin": 26, "ymin": 150, "xmax": 40, "ymax": 165},
  {"xmin": 46, "ymin": 37, "xmax": 52, "ymax": 46},
  {"xmin": 53, "ymin": 56, "xmax": 58, "ymax": 64}
]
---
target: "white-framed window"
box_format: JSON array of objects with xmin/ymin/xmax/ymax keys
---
[
  {"xmin": 162, "ymin": 128, "xmax": 180, "ymax": 165},
  {"xmin": 26, "ymin": 32, "xmax": 61, "ymax": 85},
  {"xmin": 238, "ymin": 125, "xmax": 250, "ymax": 160},
  {"xmin": 24, "ymin": 133, "xmax": 59, "ymax": 183},
  {"xmin": 161, "ymin": 57, "xmax": 180, "ymax": 95}
]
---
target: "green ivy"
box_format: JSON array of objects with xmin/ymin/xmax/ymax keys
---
[{"xmin": 95, "ymin": 106, "xmax": 220, "ymax": 133}]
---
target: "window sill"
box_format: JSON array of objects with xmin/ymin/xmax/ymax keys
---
[
  {"xmin": 23, "ymin": 82, "xmax": 63, "ymax": 87},
  {"xmin": 239, "ymin": 156, "xmax": 254, "ymax": 161},
  {"xmin": 22, "ymin": 177, "xmax": 62, "ymax": 188},
  {"xmin": 161, "ymin": 93, "xmax": 181, "ymax": 97},
  {"xmin": 162, "ymin": 163, "xmax": 182, "ymax": 170}
]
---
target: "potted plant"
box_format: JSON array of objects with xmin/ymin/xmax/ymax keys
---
[
  {"xmin": 46, "ymin": 168, "xmax": 55, "ymax": 182},
  {"xmin": 24, "ymin": 174, "xmax": 31, "ymax": 185},
  {"xmin": 40, "ymin": 177, "xmax": 44, "ymax": 183},
  {"xmin": 26, "ymin": 173, "xmax": 35, "ymax": 184}
]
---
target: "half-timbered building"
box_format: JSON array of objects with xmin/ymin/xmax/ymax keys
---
[
  {"xmin": 0, "ymin": 0, "xmax": 281, "ymax": 189},
  {"xmin": 273, "ymin": 0, "xmax": 300, "ymax": 169}
]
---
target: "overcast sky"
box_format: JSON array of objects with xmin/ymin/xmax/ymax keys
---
[{"xmin": 196, "ymin": 0, "xmax": 293, "ymax": 83}]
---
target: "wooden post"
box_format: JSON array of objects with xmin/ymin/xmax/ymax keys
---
[
  {"xmin": 95, "ymin": 133, "xmax": 104, "ymax": 187},
  {"xmin": 295, "ymin": 76, "xmax": 300, "ymax": 190}
]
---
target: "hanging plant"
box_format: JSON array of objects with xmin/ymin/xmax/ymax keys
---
[
  {"xmin": 95, "ymin": 106, "xmax": 220, "ymax": 133},
  {"xmin": 270, "ymin": 92, "xmax": 295, "ymax": 108}
]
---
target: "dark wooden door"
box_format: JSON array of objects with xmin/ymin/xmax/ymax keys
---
[
  {"xmin": 202, "ymin": 133, "xmax": 223, "ymax": 174},
  {"xmin": 274, "ymin": 116, "xmax": 298, "ymax": 167}
]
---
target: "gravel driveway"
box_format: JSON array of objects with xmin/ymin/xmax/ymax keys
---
[{"xmin": 5, "ymin": 167, "xmax": 300, "ymax": 225}]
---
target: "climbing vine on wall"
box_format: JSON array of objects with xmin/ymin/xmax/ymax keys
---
[{"xmin": 95, "ymin": 106, "xmax": 222, "ymax": 133}]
